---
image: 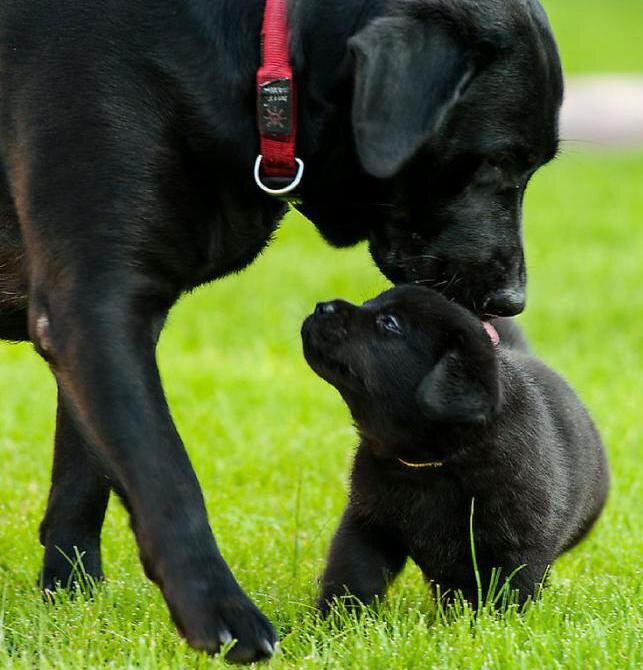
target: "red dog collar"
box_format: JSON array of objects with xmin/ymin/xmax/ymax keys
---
[{"xmin": 255, "ymin": 0, "xmax": 304, "ymax": 199}]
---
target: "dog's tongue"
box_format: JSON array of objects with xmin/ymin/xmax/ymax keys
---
[{"xmin": 483, "ymin": 321, "xmax": 500, "ymax": 347}]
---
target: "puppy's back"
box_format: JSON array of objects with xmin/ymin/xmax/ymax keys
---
[{"xmin": 501, "ymin": 348, "xmax": 609, "ymax": 554}]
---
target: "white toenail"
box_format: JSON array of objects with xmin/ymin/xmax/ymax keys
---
[{"xmin": 36, "ymin": 314, "xmax": 51, "ymax": 350}]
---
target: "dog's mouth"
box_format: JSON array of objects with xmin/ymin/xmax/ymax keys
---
[
  {"xmin": 368, "ymin": 248, "xmax": 481, "ymax": 313},
  {"xmin": 369, "ymin": 230, "xmax": 526, "ymax": 318},
  {"xmin": 482, "ymin": 321, "xmax": 500, "ymax": 347}
]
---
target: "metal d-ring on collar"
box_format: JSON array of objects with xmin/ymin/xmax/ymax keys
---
[{"xmin": 254, "ymin": 155, "xmax": 305, "ymax": 197}]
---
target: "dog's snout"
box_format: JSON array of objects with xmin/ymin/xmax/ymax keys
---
[
  {"xmin": 483, "ymin": 288, "xmax": 526, "ymax": 317},
  {"xmin": 315, "ymin": 301, "xmax": 338, "ymax": 316}
]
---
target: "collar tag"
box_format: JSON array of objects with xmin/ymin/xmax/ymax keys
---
[
  {"xmin": 259, "ymin": 79, "xmax": 293, "ymax": 137},
  {"xmin": 255, "ymin": 0, "xmax": 304, "ymax": 201}
]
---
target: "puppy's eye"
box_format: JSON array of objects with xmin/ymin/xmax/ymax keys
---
[{"xmin": 377, "ymin": 314, "xmax": 402, "ymax": 335}]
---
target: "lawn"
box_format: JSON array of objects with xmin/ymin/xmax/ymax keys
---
[
  {"xmin": 541, "ymin": 0, "xmax": 643, "ymax": 74},
  {"xmin": 0, "ymin": 2, "xmax": 641, "ymax": 669}
]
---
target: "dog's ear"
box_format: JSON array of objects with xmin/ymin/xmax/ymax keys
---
[
  {"xmin": 416, "ymin": 345, "xmax": 499, "ymax": 424},
  {"xmin": 349, "ymin": 16, "xmax": 494, "ymax": 179}
]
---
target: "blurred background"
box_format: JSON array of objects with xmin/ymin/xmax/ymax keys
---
[
  {"xmin": 547, "ymin": 0, "xmax": 643, "ymax": 148},
  {"xmin": 0, "ymin": 0, "xmax": 640, "ymax": 666}
]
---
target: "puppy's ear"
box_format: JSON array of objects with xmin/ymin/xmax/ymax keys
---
[
  {"xmin": 416, "ymin": 347, "xmax": 499, "ymax": 424},
  {"xmin": 349, "ymin": 16, "xmax": 495, "ymax": 179}
]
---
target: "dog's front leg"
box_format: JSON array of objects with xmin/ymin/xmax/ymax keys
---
[
  {"xmin": 39, "ymin": 388, "xmax": 111, "ymax": 592},
  {"xmin": 27, "ymin": 279, "xmax": 277, "ymax": 662},
  {"xmin": 39, "ymin": 316, "xmax": 168, "ymax": 592},
  {"xmin": 318, "ymin": 508, "xmax": 407, "ymax": 613},
  {"xmin": 495, "ymin": 551, "xmax": 552, "ymax": 608}
]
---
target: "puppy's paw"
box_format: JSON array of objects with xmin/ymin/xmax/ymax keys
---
[
  {"xmin": 316, "ymin": 591, "xmax": 369, "ymax": 617},
  {"xmin": 170, "ymin": 588, "xmax": 278, "ymax": 664}
]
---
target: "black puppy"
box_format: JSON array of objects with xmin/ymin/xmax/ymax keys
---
[
  {"xmin": 302, "ymin": 286, "xmax": 609, "ymax": 609},
  {"xmin": 0, "ymin": 0, "xmax": 562, "ymax": 659}
]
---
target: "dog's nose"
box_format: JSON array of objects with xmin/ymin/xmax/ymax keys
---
[
  {"xmin": 315, "ymin": 301, "xmax": 337, "ymax": 316},
  {"xmin": 483, "ymin": 288, "xmax": 526, "ymax": 317}
]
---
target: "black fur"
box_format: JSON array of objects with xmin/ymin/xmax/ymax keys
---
[
  {"xmin": 0, "ymin": 0, "xmax": 562, "ymax": 659},
  {"xmin": 302, "ymin": 286, "xmax": 609, "ymax": 610}
]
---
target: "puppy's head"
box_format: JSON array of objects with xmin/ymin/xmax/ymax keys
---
[{"xmin": 301, "ymin": 286, "xmax": 501, "ymax": 438}]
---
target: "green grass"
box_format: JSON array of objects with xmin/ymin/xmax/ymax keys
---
[
  {"xmin": 0, "ymin": 151, "xmax": 641, "ymax": 668},
  {"xmin": 542, "ymin": 0, "xmax": 643, "ymax": 74},
  {"xmin": 0, "ymin": 2, "xmax": 642, "ymax": 668}
]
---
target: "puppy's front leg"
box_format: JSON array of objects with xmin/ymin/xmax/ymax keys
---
[
  {"xmin": 456, "ymin": 551, "xmax": 553, "ymax": 610},
  {"xmin": 318, "ymin": 508, "xmax": 407, "ymax": 613},
  {"xmin": 497, "ymin": 551, "xmax": 552, "ymax": 608}
]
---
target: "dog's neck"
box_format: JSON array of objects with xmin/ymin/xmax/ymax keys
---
[
  {"xmin": 188, "ymin": 0, "xmax": 394, "ymax": 240},
  {"xmin": 355, "ymin": 399, "xmax": 505, "ymax": 466},
  {"xmin": 288, "ymin": 0, "xmax": 389, "ymax": 155},
  {"xmin": 192, "ymin": 0, "xmax": 390, "ymax": 169},
  {"xmin": 358, "ymin": 420, "xmax": 459, "ymax": 461},
  {"xmin": 288, "ymin": 0, "xmax": 388, "ymax": 60}
]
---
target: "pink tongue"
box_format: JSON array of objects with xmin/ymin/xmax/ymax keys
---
[{"xmin": 483, "ymin": 321, "xmax": 500, "ymax": 347}]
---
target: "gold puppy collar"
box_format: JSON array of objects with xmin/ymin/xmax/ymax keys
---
[{"xmin": 397, "ymin": 458, "xmax": 444, "ymax": 469}]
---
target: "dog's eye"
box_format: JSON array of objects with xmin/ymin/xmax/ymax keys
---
[{"xmin": 377, "ymin": 314, "xmax": 402, "ymax": 335}]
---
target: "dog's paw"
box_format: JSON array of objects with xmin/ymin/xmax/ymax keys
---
[
  {"xmin": 170, "ymin": 590, "xmax": 278, "ymax": 663},
  {"xmin": 316, "ymin": 592, "xmax": 368, "ymax": 618},
  {"xmin": 40, "ymin": 545, "xmax": 104, "ymax": 597}
]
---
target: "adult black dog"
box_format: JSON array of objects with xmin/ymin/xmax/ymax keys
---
[
  {"xmin": 0, "ymin": 0, "xmax": 562, "ymax": 662},
  {"xmin": 302, "ymin": 286, "xmax": 609, "ymax": 610}
]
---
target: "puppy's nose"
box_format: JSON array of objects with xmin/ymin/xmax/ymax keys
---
[
  {"xmin": 315, "ymin": 301, "xmax": 338, "ymax": 316},
  {"xmin": 482, "ymin": 288, "xmax": 526, "ymax": 317}
]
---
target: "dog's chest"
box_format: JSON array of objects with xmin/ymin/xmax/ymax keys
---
[
  {"xmin": 353, "ymin": 473, "xmax": 471, "ymax": 572},
  {"xmin": 195, "ymin": 208, "xmax": 279, "ymax": 284},
  {"xmin": 178, "ymin": 187, "xmax": 285, "ymax": 289},
  {"xmin": 400, "ymin": 482, "xmax": 470, "ymax": 573},
  {"xmin": 351, "ymin": 467, "xmax": 535, "ymax": 582}
]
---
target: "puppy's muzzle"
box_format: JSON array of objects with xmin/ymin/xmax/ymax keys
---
[
  {"xmin": 307, "ymin": 301, "xmax": 350, "ymax": 343},
  {"xmin": 302, "ymin": 300, "xmax": 352, "ymax": 363},
  {"xmin": 314, "ymin": 301, "xmax": 338, "ymax": 316}
]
